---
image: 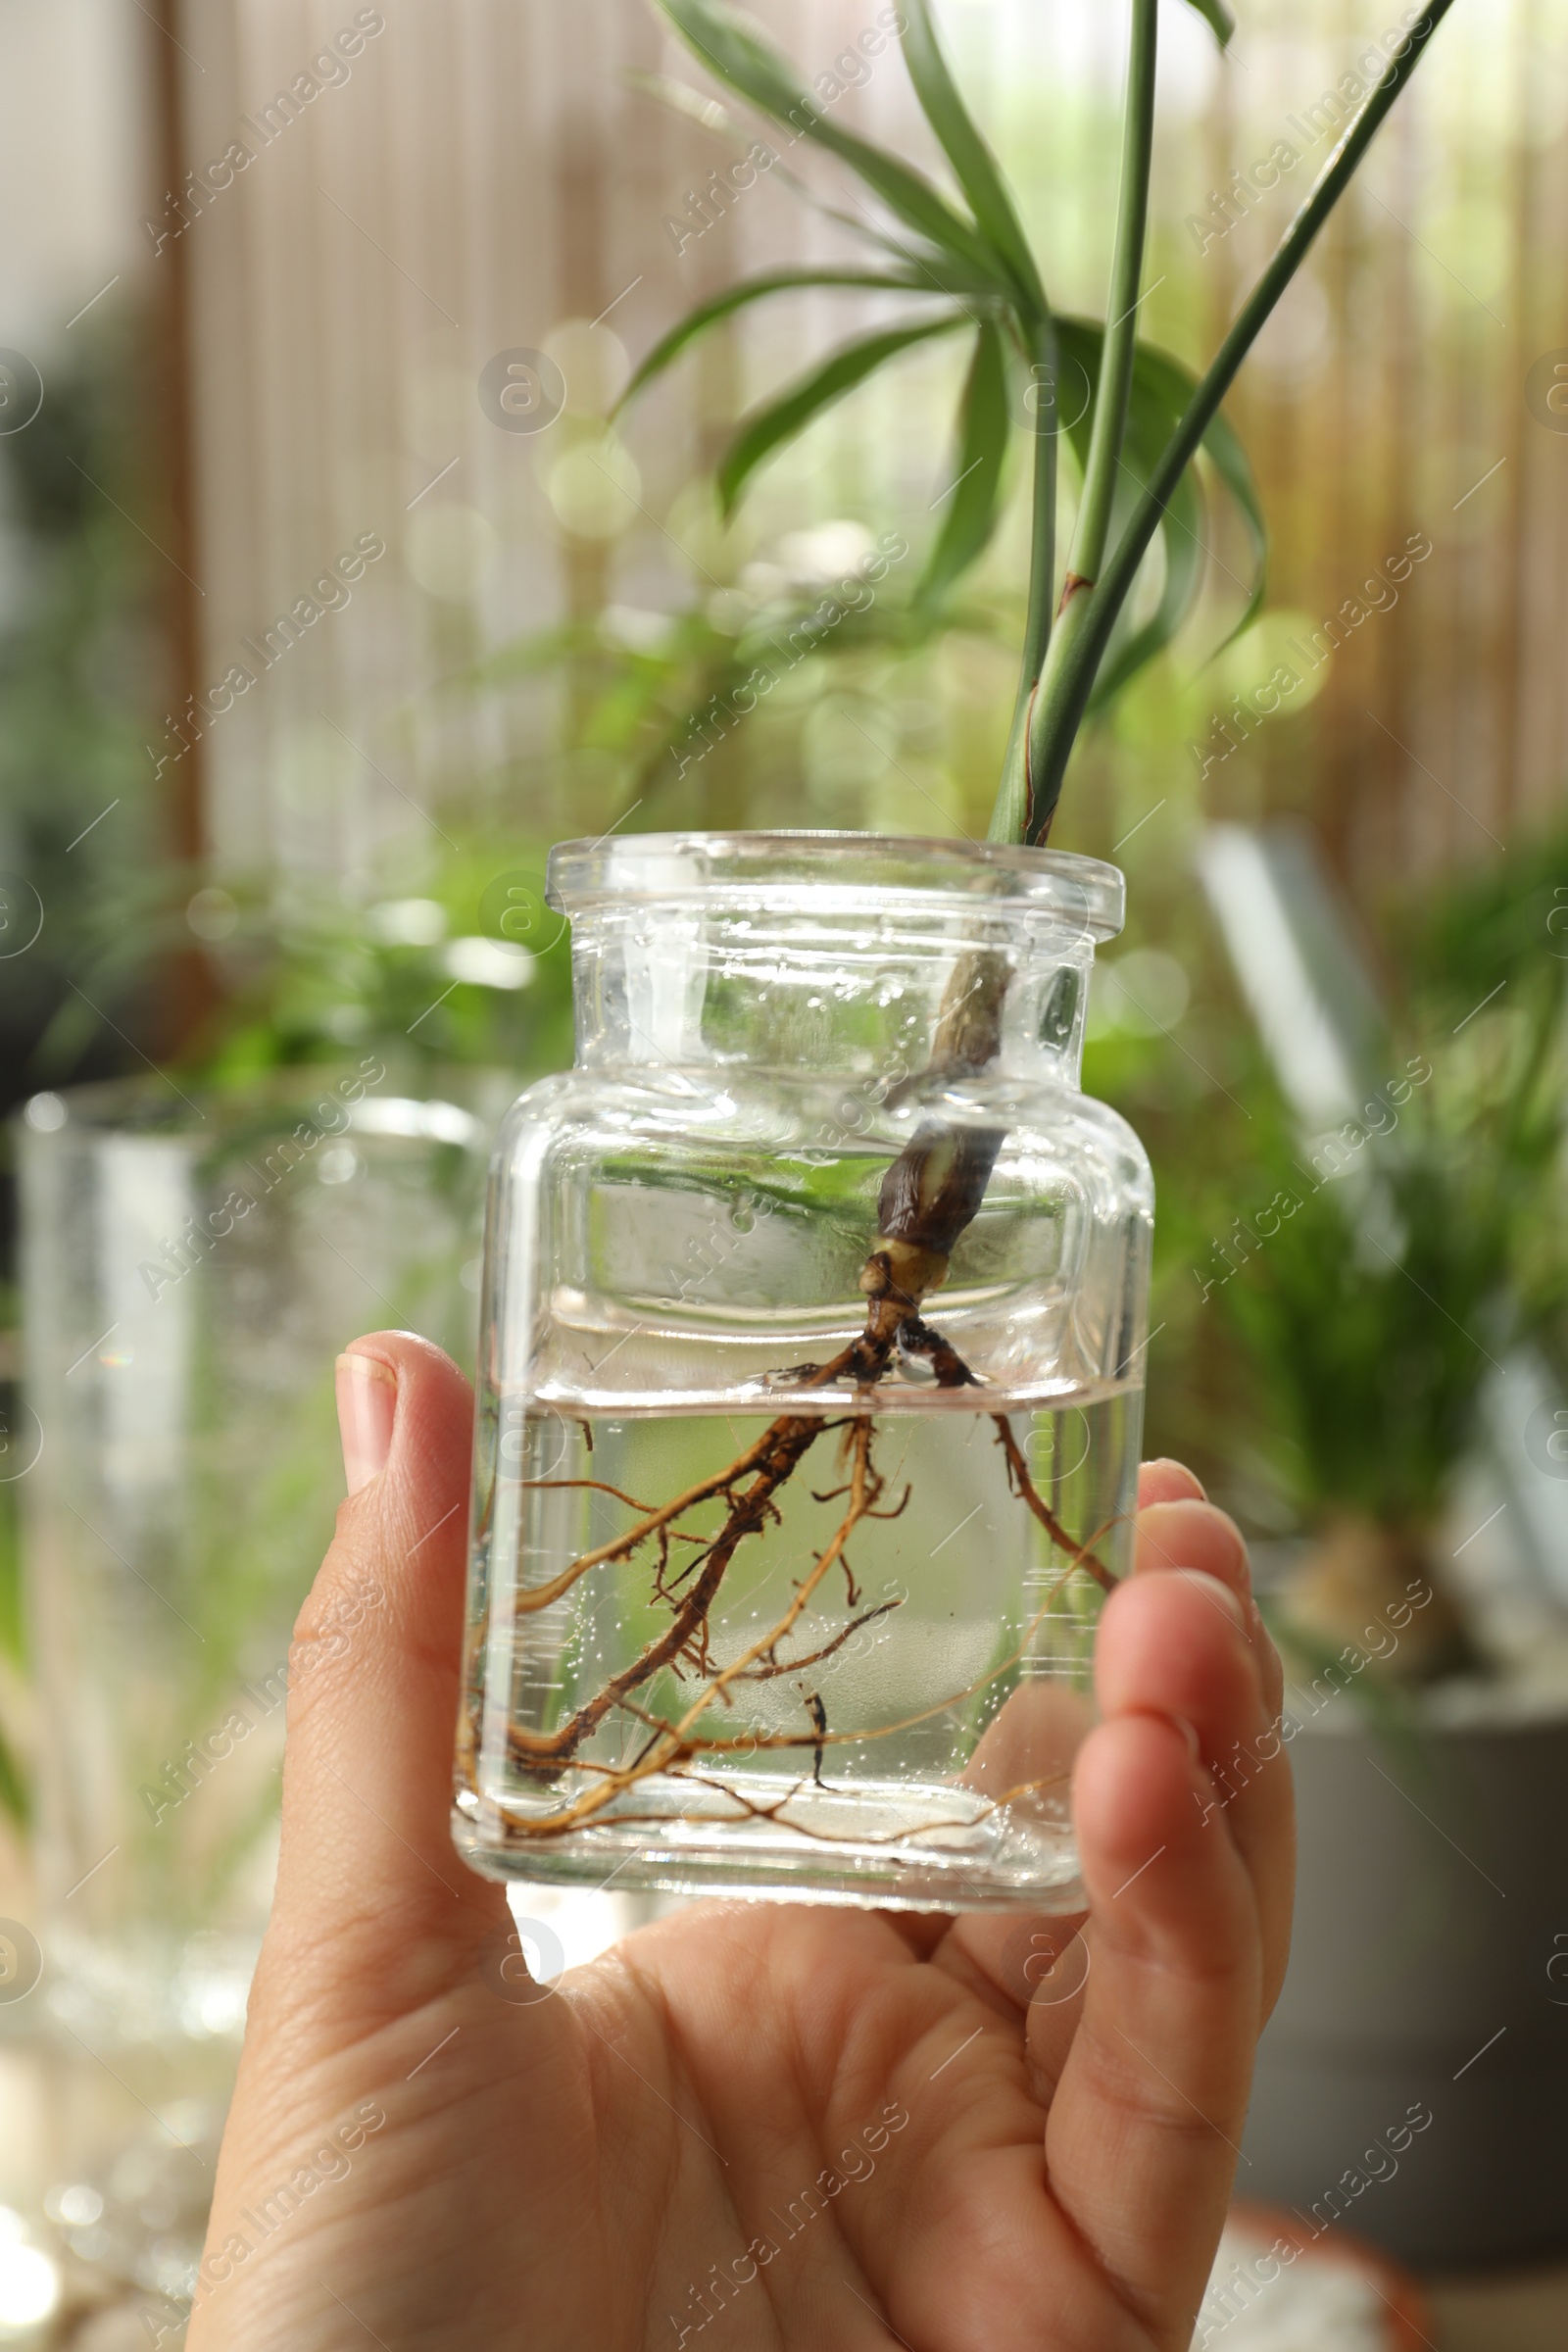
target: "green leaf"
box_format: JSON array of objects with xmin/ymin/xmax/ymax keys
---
[
  {"xmin": 1190, "ymin": 402, "xmax": 1268, "ymax": 644},
  {"xmin": 1050, "ymin": 318, "xmax": 1267, "ymax": 707},
  {"xmin": 1115, "ymin": 335, "xmax": 1267, "ymax": 648},
  {"xmin": 617, "ymin": 270, "xmax": 945, "ymax": 411},
  {"xmin": 716, "ymin": 314, "xmax": 969, "ymax": 515},
  {"xmin": 1087, "ymin": 482, "xmax": 1204, "ymax": 710},
  {"xmin": 916, "ymin": 320, "xmax": 1009, "ymax": 612},
  {"xmin": 1062, "ymin": 326, "xmax": 1205, "ymax": 710},
  {"xmin": 1183, "ymin": 0, "xmax": 1235, "ymax": 46},
  {"xmin": 808, "ymin": 216, "xmax": 1017, "ymax": 303},
  {"xmin": 627, "ymin": 66, "xmax": 993, "ymax": 292},
  {"xmin": 655, "ymin": 0, "xmax": 1013, "ymax": 295},
  {"xmin": 1052, "ymin": 322, "xmax": 1193, "ymax": 708},
  {"xmin": 899, "ymin": 0, "xmax": 1046, "ymax": 316}
]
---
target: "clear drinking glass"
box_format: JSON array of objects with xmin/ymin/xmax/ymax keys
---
[
  {"xmin": 455, "ymin": 834, "xmax": 1152, "ymax": 1914},
  {"xmin": 14, "ymin": 1067, "xmax": 496, "ymax": 2326},
  {"xmin": 18, "ymin": 1068, "xmax": 490, "ymax": 2066}
]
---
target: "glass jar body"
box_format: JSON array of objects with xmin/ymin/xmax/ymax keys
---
[{"xmin": 455, "ymin": 835, "xmax": 1152, "ymax": 1914}]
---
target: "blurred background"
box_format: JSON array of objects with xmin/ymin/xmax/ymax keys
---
[{"xmin": 0, "ymin": 0, "xmax": 1566, "ymax": 2344}]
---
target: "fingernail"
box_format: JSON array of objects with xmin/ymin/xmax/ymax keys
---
[
  {"xmin": 336, "ymin": 1352, "xmax": 397, "ymax": 1495},
  {"xmin": 1148, "ymin": 1457, "xmax": 1208, "ymax": 1500},
  {"xmin": 1175, "ymin": 1568, "xmax": 1247, "ymax": 1628},
  {"xmin": 1173, "ymin": 1714, "xmax": 1204, "ymax": 1764}
]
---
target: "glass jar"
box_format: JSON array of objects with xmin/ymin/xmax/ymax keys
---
[{"xmin": 454, "ymin": 834, "xmax": 1152, "ymax": 1914}]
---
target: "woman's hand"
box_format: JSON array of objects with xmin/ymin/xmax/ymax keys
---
[{"xmin": 189, "ymin": 1331, "xmax": 1292, "ymax": 2351}]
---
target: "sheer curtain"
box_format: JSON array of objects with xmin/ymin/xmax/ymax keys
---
[{"xmin": 163, "ymin": 0, "xmax": 1568, "ymax": 879}]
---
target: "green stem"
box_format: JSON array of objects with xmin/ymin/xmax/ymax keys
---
[
  {"xmin": 990, "ymin": 313, "xmax": 1058, "ymax": 845},
  {"xmin": 1024, "ymin": 0, "xmax": 1455, "ymax": 843},
  {"xmin": 1063, "ymin": 0, "xmax": 1159, "ymax": 596},
  {"xmin": 1004, "ymin": 0, "xmax": 1157, "ymax": 847}
]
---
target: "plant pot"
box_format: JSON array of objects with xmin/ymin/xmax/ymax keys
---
[
  {"xmin": 454, "ymin": 830, "xmax": 1152, "ymax": 1911},
  {"xmin": 1240, "ymin": 1690, "xmax": 1568, "ymax": 2267}
]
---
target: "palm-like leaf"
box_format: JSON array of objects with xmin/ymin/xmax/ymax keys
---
[
  {"xmin": 1054, "ymin": 327, "xmax": 1200, "ymax": 712},
  {"xmin": 617, "ymin": 270, "xmax": 948, "ymax": 413},
  {"xmin": 1184, "ymin": 0, "xmax": 1236, "ymax": 46},
  {"xmin": 716, "ymin": 315, "xmax": 970, "ymax": 516},
  {"xmin": 636, "ymin": 0, "xmax": 1269, "ymax": 686},
  {"xmin": 916, "ymin": 319, "xmax": 1010, "ymax": 612},
  {"xmin": 657, "ymin": 0, "xmax": 1013, "ymax": 294},
  {"xmin": 1050, "ymin": 320, "xmax": 1266, "ymax": 709},
  {"xmin": 1112, "ymin": 335, "xmax": 1265, "ymax": 637},
  {"xmin": 628, "ymin": 66, "xmax": 998, "ymax": 293},
  {"xmin": 899, "ymin": 0, "xmax": 1046, "ymax": 316},
  {"xmin": 625, "ymin": 0, "xmax": 1452, "ymax": 841}
]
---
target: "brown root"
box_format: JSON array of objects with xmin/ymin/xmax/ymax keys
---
[
  {"xmin": 509, "ymin": 1407, "xmax": 829, "ymax": 1778},
  {"xmin": 490, "ymin": 1405, "xmax": 1123, "ymax": 1840},
  {"xmin": 992, "ymin": 1415, "xmax": 1117, "ymax": 1593}
]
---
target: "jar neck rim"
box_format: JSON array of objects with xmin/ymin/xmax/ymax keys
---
[{"xmin": 546, "ymin": 829, "xmax": 1124, "ymax": 943}]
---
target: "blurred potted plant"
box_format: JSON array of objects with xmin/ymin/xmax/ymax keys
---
[
  {"xmin": 0, "ymin": 309, "xmax": 170, "ymax": 1101},
  {"xmin": 1214, "ymin": 854, "xmax": 1568, "ymax": 2264},
  {"xmin": 1225, "ymin": 1021, "xmax": 1564, "ymax": 1676},
  {"xmin": 13, "ymin": 814, "xmax": 582, "ymax": 1975}
]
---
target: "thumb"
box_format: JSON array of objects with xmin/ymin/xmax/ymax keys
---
[{"xmin": 260, "ymin": 1331, "xmax": 509, "ymax": 2028}]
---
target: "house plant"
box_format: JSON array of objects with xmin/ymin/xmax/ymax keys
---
[
  {"xmin": 452, "ymin": 0, "xmax": 1456, "ymax": 1911},
  {"xmin": 1203, "ymin": 845, "xmax": 1568, "ymax": 2263}
]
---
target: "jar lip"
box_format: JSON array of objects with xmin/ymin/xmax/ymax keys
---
[{"xmin": 547, "ymin": 829, "xmax": 1125, "ymax": 940}]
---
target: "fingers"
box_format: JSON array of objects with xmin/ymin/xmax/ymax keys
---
[
  {"xmin": 1047, "ymin": 1694, "xmax": 1255, "ymax": 2345},
  {"xmin": 1130, "ymin": 1500, "xmax": 1293, "ymax": 2015},
  {"xmin": 1135, "ymin": 1497, "xmax": 1283, "ymax": 1721},
  {"xmin": 260, "ymin": 1332, "xmax": 508, "ymax": 2025},
  {"xmin": 928, "ymin": 1470, "xmax": 1202, "ymax": 2009},
  {"xmin": 1137, "ymin": 1458, "xmax": 1205, "ymax": 1509},
  {"xmin": 1039, "ymin": 1504, "xmax": 1295, "ymax": 2346},
  {"xmin": 933, "ymin": 1469, "xmax": 1277, "ymax": 2029}
]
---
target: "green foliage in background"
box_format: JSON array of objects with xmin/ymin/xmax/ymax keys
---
[
  {"xmin": 179, "ymin": 839, "xmax": 575, "ymax": 1091},
  {"xmin": 1175, "ymin": 842, "xmax": 1568, "ymax": 1541},
  {"xmin": 1073, "ymin": 819, "xmax": 1568, "ymax": 1554},
  {"xmin": 1222, "ymin": 1058, "xmax": 1562, "ymax": 1532},
  {"xmin": 1396, "ymin": 822, "xmax": 1568, "ymax": 1031}
]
